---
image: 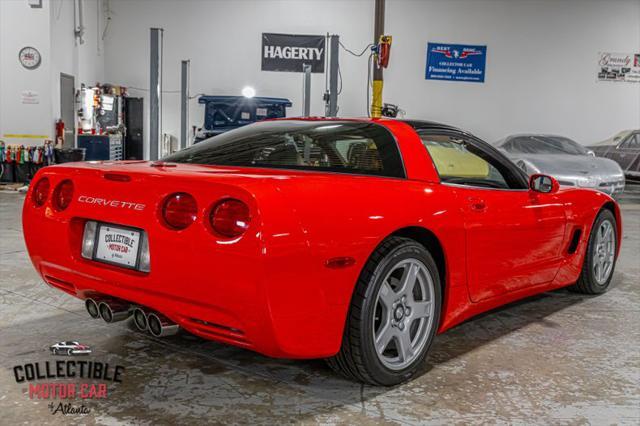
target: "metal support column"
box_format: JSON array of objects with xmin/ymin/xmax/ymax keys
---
[
  {"xmin": 327, "ymin": 35, "xmax": 340, "ymax": 117},
  {"xmin": 302, "ymin": 64, "xmax": 312, "ymax": 117},
  {"xmin": 371, "ymin": 0, "xmax": 385, "ymax": 118},
  {"xmin": 149, "ymin": 28, "xmax": 163, "ymax": 160},
  {"xmin": 180, "ymin": 60, "xmax": 190, "ymax": 150}
]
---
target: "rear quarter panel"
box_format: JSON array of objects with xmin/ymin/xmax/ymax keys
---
[{"xmin": 258, "ymin": 173, "xmax": 467, "ymax": 356}]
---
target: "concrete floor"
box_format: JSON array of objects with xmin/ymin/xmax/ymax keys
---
[{"xmin": 1, "ymin": 187, "xmax": 639, "ymax": 425}]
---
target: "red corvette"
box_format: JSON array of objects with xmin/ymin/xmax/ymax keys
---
[{"xmin": 23, "ymin": 118, "xmax": 621, "ymax": 385}]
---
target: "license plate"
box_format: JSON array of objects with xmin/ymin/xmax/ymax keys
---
[{"xmin": 93, "ymin": 224, "xmax": 142, "ymax": 269}]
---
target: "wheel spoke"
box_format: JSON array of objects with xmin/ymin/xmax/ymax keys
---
[
  {"xmin": 412, "ymin": 301, "xmax": 432, "ymax": 319},
  {"xmin": 375, "ymin": 323, "xmax": 394, "ymax": 354},
  {"xmin": 396, "ymin": 330, "xmax": 414, "ymax": 362},
  {"xmin": 398, "ymin": 263, "xmax": 419, "ymax": 298},
  {"xmin": 378, "ymin": 281, "xmax": 396, "ymax": 309},
  {"xmin": 598, "ymin": 259, "xmax": 605, "ymax": 282},
  {"xmin": 603, "ymin": 261, "xmax": 611, "ymax": 280}
]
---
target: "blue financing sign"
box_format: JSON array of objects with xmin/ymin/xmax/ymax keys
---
[{"xmin": 425, "ymin": 43, "xmax": 487, "ymax": 83}]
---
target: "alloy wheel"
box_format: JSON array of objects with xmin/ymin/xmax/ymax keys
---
[
  {"xmin": 372, "ymin": 258, "xmax": 436, "ymax": 370},
  {"xmin": 593, "ymin": 219, "xmax": 615, "ymax": 285}
]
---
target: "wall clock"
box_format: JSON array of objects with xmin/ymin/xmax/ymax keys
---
[{"xmin": 19, "ymin": 46, "xmax": 41, "ymax": 70}]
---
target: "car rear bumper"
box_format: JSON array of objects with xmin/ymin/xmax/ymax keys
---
[{"xmin": 23, "ymin": 200, "xmax": 347, "ymax": 360}]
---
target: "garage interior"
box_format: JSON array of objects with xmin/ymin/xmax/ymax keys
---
[{"xmin": 1, "ymin": 0, "xmax": 639, "ymax": 424}]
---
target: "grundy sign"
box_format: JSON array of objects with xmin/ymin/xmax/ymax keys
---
[{"xmin": 261, "ymin": 33, "xmax": 325, "ymax": 73}]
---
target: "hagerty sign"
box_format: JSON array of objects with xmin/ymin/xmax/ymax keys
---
[
  {"xmin": 425, "ymin": 42, "xmax": 487, "ymax": 83},
  {"xmin": 261, "ymin": 33, "xmax": 325, "ymax": 73}
]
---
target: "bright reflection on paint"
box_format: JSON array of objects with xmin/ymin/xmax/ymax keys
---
[{"xmin": 315, "ymin": 124, "xmax": 342, "ymax": 131}]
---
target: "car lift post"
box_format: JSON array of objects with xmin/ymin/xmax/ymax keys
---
[
  {"xmin": 149, "ymin": 27, "xmax": 163, "ymax": 160},
  {"xmin": 327, "ymin": 35, "xmax": 339, "ymax": 117},
  {"xmin": 371, "ymin": 0, "xmax": 385, "ymax": 118},
  {"xmin": 180, "ymin": 59, "xmax": 190, "ymax": 150},
  {"xmin": 302, "ymin": 64, "xmax": 312, "ymax": 117}
]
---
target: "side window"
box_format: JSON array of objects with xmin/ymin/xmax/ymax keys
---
[
  {"xmin": 420, "ymin": 134, "xmax": 514, "ymax": 189},
  {"xmin": 502, "ymin": 140, "xmax": 517, "ymax": 153},
  {"xmin": 621, "ymin": 133, "xmax": 640, "ymax": 149}
]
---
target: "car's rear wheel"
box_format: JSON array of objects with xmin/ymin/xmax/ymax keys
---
[
  {"xmin": 67, "ymin": 349, "xmax": 73, "ymax": 356},
  {"xmin": 326, "ymin": 237, "xmax": 441, "ymax": 386},
  {"xmin": 571, "ymin": 209, "xmax": 618, "ymax": 294}
]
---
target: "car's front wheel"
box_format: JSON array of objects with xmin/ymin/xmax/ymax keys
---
[
  {"xmin": 571, "ymin": 209, "xmax": 618, "ymax": 294},
  {"xmin": 327, "ymin": 237, "xmax": 441, "ymax": 385}
]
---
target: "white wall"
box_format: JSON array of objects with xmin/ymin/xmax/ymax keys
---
[
  {"xmin": 0, "ymin": 0, "xmax": 104, "ymax": 147},
  {"xmin": 0, "ymin": 0, "xmax": 53, "ymax": 146},
  {"xmin": 50, "ymin": 0, "xmax": 105, "ymax": 121},
  {"xmin": 103, "ymin": 0, "xmax": 374, "ymax": 159},
  {"xmin": 2, "ymin": 0, "xmax": 639, "ymax": 152},
  {"xmin": 385, "ymin": 0, "xmax": 640, "ymax": 143}
]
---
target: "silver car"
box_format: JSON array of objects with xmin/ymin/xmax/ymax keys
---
[{"xmin": 494, "ymin": 134, "xmax": 625, "ymax": 196}]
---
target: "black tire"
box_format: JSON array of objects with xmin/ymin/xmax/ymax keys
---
[
  {"xmin": 67, "ymin": 349, "xmax": 73, "ymax": 356},
  {"xmin": 571, "ymin": 209, "xmax": 618, "ymax": 294},
  {"xmin": 51, "ymin": 348, "xmax": 57, "ymax": 355},
  {"xmin": 326, "ymin": 237, "xmax": 442, "ymax": 386}
]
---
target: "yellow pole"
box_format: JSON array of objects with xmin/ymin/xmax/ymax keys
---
[
  {"xmin": 370, "ymin": 0, "xmax": 385, "ymax": 118},
  {"xmin": 371, "ymin": 80, "xmax": 383, "ymax": 118}
]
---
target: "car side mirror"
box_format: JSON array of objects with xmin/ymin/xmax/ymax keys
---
[{"xmin": 529, "ymin": 174, "xmax": 559, "ymax": 194}]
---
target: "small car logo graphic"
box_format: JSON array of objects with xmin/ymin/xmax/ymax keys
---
[{"xmin": 50, "ymin": 341, "xmax": 92, "ymax": 356}]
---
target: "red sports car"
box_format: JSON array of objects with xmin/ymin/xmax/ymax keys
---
[{"xmin": 23, "ymin": 118, "xmax": 621, "ymax": 385}]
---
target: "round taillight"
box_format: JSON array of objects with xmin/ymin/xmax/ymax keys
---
[
  {"xmin": 162, "ymin": 193, "xmax": 197, "ymax": 230},
  {"xmin": 52, "ymin": 180, "xmax": 74, "ymax": 211},
  {"xmin": 32, "ymin": 178, "xmax": 50, "ymax": 207},
  {"xmin": 210, "ymin": 199, "xmax": 251, "ymax": 238}
]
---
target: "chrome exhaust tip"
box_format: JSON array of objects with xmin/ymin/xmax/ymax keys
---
[
  {"xmin": 85, "ymin": 298, "xmax": 101, "ymax": 319},
  {"xmin": 132, "ymin": 307, "xmax": 148, "ymax": 331},
  {"xmin": 98, "ymin": 300, "xmax": 131, "ymax": 323},
  {"xmin": 147, "ymin": 312, "xmax": 180, "ymax": 337}
]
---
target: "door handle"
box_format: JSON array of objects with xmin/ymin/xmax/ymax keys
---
[{"xmin": 468, "ymin": 197, "xmax": 487, "ymax": 212}]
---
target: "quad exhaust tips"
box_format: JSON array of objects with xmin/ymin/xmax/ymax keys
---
[
  {"xmin": 85, "ymin": 297, "xmax": 131, "ymax": 323},
  {"xmin": 85, "ymin": 298, "xmax": 178, "ymax": 337}
]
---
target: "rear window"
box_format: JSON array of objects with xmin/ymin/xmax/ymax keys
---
[{"xmin": 162, "ymin": 120, "xmax": 405, "ymax": 178}]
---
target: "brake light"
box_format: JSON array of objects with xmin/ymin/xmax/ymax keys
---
[
  {"xmin": 210, "ymin": 199, "xmax": 251, "ymax": 238},
  {"xmin": 52, "ymin": 180, "xmax": 74, "ymax": 211},
  {"xmin": 32, "ymin": 178, "xmax": 50, "ymax": 207},
  {"xmin": 161, "ymin": 193, "xmax": 197, "ymax": 230}
]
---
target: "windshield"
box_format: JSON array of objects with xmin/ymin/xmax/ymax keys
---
[
  {"xmin": 503, "ymin": 136, "xmax": 588, "ymax": 155},
  {"xmin": 163, "ymin": 120, "xmax": 405, "ymax": 178}
]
